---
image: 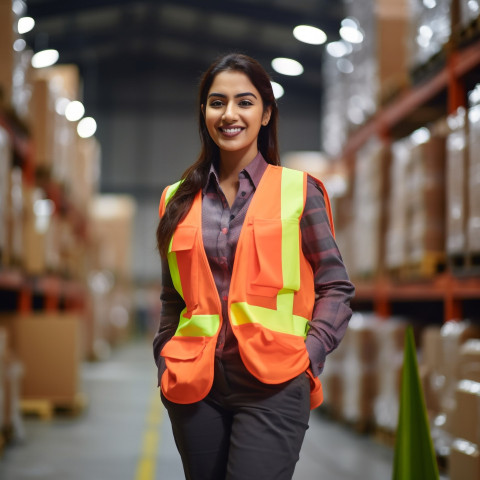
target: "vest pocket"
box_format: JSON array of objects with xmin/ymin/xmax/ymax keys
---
[
  {"xmin": 160, "ymin": 336, "xmax": 213, "ymax": 404},
  {"xmin": 248, "ymin": 219, "xmax": 283, "ymax": 297}
]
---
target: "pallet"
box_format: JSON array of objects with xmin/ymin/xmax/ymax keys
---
[
  {"xmin": 398, "ymin": 252, "xmax": 446, "ymax": 280},
  {"xmin": 453, "ymin": 16, "xmax": 480, "ymax": 48},
  {"xmin": 448, "ymin": 251, "xmax": 480, "ymax": 276},
  {"xmin": 20, "ymin": 392, "xmax": 88, "ymax": 420}
]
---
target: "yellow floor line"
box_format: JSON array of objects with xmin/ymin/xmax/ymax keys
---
[{"xmin": 135, "ymin": 388, "xmax": 164, "ymax": 480}]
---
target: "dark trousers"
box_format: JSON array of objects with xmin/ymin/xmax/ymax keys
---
[{"xmin": 161, "ymin": 358, "xmax": 311, "ymax": 480}]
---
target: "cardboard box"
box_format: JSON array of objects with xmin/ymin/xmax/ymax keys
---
[
  {"xmin": 452, "ymin": 380, "xmax": 480, "ymax": 445},
  {"xmin": 13, "ymin": 313, "xmax": 82, "ymax": 402},
  {"xmin": 0, "ymin": 0, "xmax": 15, "ymax": 106},
  {"xmin": 457, "ymin": 339, "xmax": 480, "ymax": 383}
]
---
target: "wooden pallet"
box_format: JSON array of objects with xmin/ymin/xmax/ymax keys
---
[
  {"xmin": 448, "ymin": 251, "xmax": 480, "ymax": 276},
  {"xmin": 399, "ymin": 252, "xmax": 447, "ymax": 280},
  {"xmin": 453, "ymin": 16, "xmax": 480, "ymax": 48},
  {"xmin": 20, "ymin": 392, "xmax": 88, "ymax": 420}
]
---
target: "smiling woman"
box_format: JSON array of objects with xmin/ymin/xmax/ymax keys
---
[{"xmin": 152, "ymin": 53, "xmax": 355, "ymax": 480}]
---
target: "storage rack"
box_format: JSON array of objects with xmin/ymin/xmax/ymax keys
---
[
  {"xmin": 344, "ymin": 36, "xmax": 480, "ymax": 323},
  {"xmin": 0, "ymin": 109, "xmax": 87, "ymax": 316}
]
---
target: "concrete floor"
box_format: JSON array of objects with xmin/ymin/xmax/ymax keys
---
[{"xmin": 0, "ymin": 340, "xmax": 402, "ymax": 479}]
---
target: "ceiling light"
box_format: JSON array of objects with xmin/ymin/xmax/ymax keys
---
[
  {"xmin": 77, "ymin": 117, "xmax": 97, "ymax": 138},
  {"xmin": 339, "ymin": 26, "xmax": 364, "ymax": 44},
  {"xmin": 271, "ymin": 81, "xmax": 284, "ymax": 99},
  {"xmin": 31, "ymin": 49, "xmax": 59, "ymax": 68},
  {"xmin": 271, "ymin": 58, "xmax": 304, "ymax": 76},
  {"xmin": 341, "ymin": 18, "xmax": 360, "ymax": 29},
  {"xmin": 65, "ymin": 101, "xmax": 85, "ymax": 122},
  {"xmin": 337, "ymin": 58, "xmax": 354, "ymax": 74},
  {"xmin": 18, "ymin": 16, "xmax": 35, "ymax": 34},
  {"xmin": 326, "ymin": 41, "xmax": 352, "ymax": 58},
  {"xmin": 293, "ymin": 25, "xmax": 327, "ymax": 45},
  {"xmin": 13, "ymin": 38, "xmax": 26, "ymax": 52}
]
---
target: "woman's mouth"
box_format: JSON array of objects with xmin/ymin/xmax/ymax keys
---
[{"xmin": 219, "ymin": 127, "xmax": 244, "ymax": 137}]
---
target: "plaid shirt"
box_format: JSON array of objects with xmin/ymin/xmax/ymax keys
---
[{"xmin": 154, "ymin": 153, "xmax": 355, "ymax": 378}]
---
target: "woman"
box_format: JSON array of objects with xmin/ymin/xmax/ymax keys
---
[{"xmin": 153, "ymin": 53, "xmax": 355, "ymax": 480}]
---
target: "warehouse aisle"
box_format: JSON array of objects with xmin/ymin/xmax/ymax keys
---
[{"xmin": 0, "ymin": 340, "xmax": 396, "ymax": 480}]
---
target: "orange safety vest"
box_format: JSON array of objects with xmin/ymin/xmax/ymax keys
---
[{"xmin": 158, "ymin": 165, "xmax": 335, "ymax": 409}]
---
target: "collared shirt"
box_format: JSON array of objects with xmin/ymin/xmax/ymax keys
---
[{"xmin": 154, "ymin": 152, "xmax": 355, "ymax": 377}]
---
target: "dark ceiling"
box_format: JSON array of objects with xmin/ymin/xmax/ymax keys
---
[{"xmin": 24, "ymin": 0, "xmax": 345, "ymax": 113}]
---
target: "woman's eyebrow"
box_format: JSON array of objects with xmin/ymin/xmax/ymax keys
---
[{"xmin": 207, "ymin": 92, "xmax": 258, "ymax": 99}]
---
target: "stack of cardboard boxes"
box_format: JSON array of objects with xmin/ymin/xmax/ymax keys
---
[{"xmin": 421, "ymin": 322, "xmax": 480, "ymax": 478}]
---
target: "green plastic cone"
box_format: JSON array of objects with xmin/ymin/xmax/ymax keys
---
[{"xmin": 392, "ymin": 326, "xmax": 439, "ymax": 480}]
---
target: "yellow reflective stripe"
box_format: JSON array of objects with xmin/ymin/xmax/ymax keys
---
[
  {"xmin": 167, "ymin": 251, "xmax": 183, "ymax": 299},
  {"xmin": 165, "ymin": 180, "xmax": 185, "ymax": 298},
  {"xmin": 230, "ymin": 301, "xmax": 309, "ymax": 338},
  {"xmin": 175, "ymin": 309, "xmax": 220, "ymax": 337},
  {"xmin": 165, "ymin": 180, "xmax": 183, "ymax": 206},
  {"xmin": 281, "ymin": 169, "xmax": 303, "ymax": 291},
  {"xmin": 280, "ymin": 168, "xmax": 304, "ymax": 220}
]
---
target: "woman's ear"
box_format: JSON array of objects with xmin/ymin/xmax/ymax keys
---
[
  {"xmin": 201, "ymin": 104, "xmax": 205, "ymax": 117},
  {"xmin": 262, "ymin": 106, "xmax": 272, "ymax": 126}
]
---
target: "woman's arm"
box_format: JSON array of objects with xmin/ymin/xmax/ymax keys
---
[
  {"xmin": 301, "ymin": 176, "xmax": 355, "ymax": 377},
  {"xmin": 152, "ymin": 256, "xmax": 185, "ymax": 371}
]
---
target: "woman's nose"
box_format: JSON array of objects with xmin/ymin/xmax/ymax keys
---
[{"xmin": 222, "ymin": 102, "xmax": 238, "ymax": 122}]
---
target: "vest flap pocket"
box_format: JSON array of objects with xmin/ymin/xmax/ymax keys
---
[
  {"xmin": 170, "ymin": 225, "xmax": 197, "ymax": 252},
  {"xmin": 161, "ymin": 335, "xmax": 206, "ymax": 360}
]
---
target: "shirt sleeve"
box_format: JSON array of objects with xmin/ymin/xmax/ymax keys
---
[
  {"xmin": 301, "ymin": 175, "xmax": 355, "ymax": 377},
  {"xmin": 152, "ymin": 256, "xmax": 185, "ymax": 372}
]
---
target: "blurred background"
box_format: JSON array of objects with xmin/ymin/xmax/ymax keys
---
[{"xmin": 0, "ymin": 0, "xmax": 480, "ymax": 479}]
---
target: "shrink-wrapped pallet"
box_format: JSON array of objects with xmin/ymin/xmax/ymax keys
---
[
  {"xmin": 352, "ymin": 138, "xmax": 388, "ymax": 277},
  {"xmin": 468, "ymin": 85, "xmax": 480, "ymax": 253},
  {"xmin": 405, "ymin": 129, "xmax": 446, "ymax": 267},
  {"xmin": 373, "ymin": 318, "xmax": 407, "ymax": 431},
  {"xmin": 341, "ymin": 314, "xmax": 379, "ymax": 425},
  {"xmin": 446, "ymin": 107, "xmax": 468, "ymax": 255},
  {"xmin": 0, "ymin": 126, "xmax": 12, "ymax": 265},
  {"xmin": 385, "ymin": 138, "xmax": 410, "ymax": 270},
  {"xmin": 408, "ymin": 0, "xmax": 452, "ymax": 69}
]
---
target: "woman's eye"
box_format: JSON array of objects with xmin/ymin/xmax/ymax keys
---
[
  {"xmin": 210, "ymin": 100, "xmax": 223, "ymax": 107},
  {"xmin": 239, "ymin": 100, "xmax": 253, "ymax": 107}
]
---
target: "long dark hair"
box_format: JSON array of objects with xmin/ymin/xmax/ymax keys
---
[{"xmin": 156, "ymin": 53, "xmax": 280, "ymax": 257}]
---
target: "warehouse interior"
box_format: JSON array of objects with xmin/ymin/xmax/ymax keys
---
[{"xmin": 0, "ymin": 0, "xmax": 480, "ymax": 479}]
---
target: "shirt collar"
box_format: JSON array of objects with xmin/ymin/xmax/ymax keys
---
[{"xmin": 204, "ymin": 152, "xmax": 268, "ymax": 194}]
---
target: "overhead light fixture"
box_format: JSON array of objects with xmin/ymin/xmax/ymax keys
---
[
  {"xmin": 339, "ymin": 26, "xmax": 364, "ymax": 44},
  {"xmin": 339, "ymin": 18, "xmax": 364, "ymax": 44},
  {"xmin": 77, "ymin": 117, "xmax": 97, "ymax": 138},
  {"xmin": 13, "ymin": 38, "xmax": 26, "ymax": 52},
  {"xmin": 293, "ymin": 25, "xmax": 327, "ymax": 45},
  {"xmin": 18, "ymin": 16, "xmax": 35, "ymax": 34},
  {"xmin": 337, "ymin": 58, "xmax": 354, "ymax": 74},
  {"xmin": 31, "ymin": 49, "xmax": 59, "ymax": 68},
  {"xmin": 65, "ymin": 101, "xmax": 85, "ymax": 122},
  {"xmin": 270, "ymin": 81, "xmax": 284, "ymax": 99},
  {"xmin": 326, "ymin": 41, "xmax": 352, "ymax": 58},
  {"xmin": 271, "ymin": 58, "xmax": 304, "ymax": 76}
]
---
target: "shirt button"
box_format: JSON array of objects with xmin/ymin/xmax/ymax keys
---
[
  {"xmin": 230, "ymin": 214, "xmax": 234, "ymax": 221},
  {"xmin": 241, "ymin": 191, "xmax": 246, "ymax": 197},
  {"xmin": 221, "ymin": 227, "xmax": 228, "ymax": 234},
  {"xmin": 222, "ymin": 295, "xmax": 228, "ymax": 301}
]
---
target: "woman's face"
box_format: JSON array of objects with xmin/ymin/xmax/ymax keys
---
[{"xmin": 203, "ymin": 70, "xmax": 271, "ymax": 161}]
